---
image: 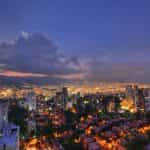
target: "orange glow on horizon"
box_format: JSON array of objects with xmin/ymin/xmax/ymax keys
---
[{"xmin": 0, "ymin": 70, "xmax": 48, "ymax": 78}]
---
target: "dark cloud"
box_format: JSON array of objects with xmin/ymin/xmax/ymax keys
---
[{"xmin": 0, "ymin": 32, "xmax": 82, "ymax": 77}]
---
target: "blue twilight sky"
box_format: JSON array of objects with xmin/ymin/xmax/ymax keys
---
[{"xmin": 0, "ymin": 0, "xmax": 150, "ymax": 83}]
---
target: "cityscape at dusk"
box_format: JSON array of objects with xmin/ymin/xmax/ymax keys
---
[{"xmin": 0, "ymin": 0, "xmax": 150, "ymax": 150}]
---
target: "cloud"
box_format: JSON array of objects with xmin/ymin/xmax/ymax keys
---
[
  {"xmin": 0, "ymin": 32, "xmax": 83, "ymax": 82},
  {"xmin": 0, "ymin": 31, "xmax": 150, "ymax": 84}
]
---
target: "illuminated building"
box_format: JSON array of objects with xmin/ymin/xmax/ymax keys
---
[
  {"xmin": 144, "ymin": 89, "xmax": 150, "ymax": 112},
  {"xmin": 0, "ymin": 100, "xmax": 20, "ymax": 150},
  {"xmin": 56, "ymin": 92, "xmax": 64, "ymax": 108},
  {"xmin": 55, "ymin": 87, "xmax": 69, "ymax": 110},
  {"xmin": 144, "ymin": 97, "xmax": 150, "ymax": 112},
  {"xmin": 62, "ymin": 87, "xmax": 68, "ymax": 109},
  {"xmin": 120, "ymin": 98, "xmax": 136, "ymax": 113},
  {"xmin": 107, "ymin": 100, "xmax": 115, "ymax": 113},
  {"xmin": 125, "ymin": 85, "xmax": 134, "ymax": 98},
  {"xmin": 71, "ymin": 94, "xmax": 78, "ymax": 105},
  {"xmin": 19, "ymin": 92, "xmax": 36, "ymax": 111},
  {"xmin": 66, "ymin": 101, "xmax": 73, "ymax": 110},
  {"xmin": 136, "ymin": 88, "xmax": 145, "ymax": 111},
  {"xmin": 0, "ymin": 124, "xmax": 20, "ymax": 150},
  {"xmin": 0, "ymin": 100, "xmax": 9, "ymax": 129},
  {"xmin": 125, "ymin": 85, "xmax": 145, "ymax": 112}
]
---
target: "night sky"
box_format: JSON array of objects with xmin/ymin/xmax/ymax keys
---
[{"xmin": 0, "ymin": 0, "xmax": 150, "ymax": 83}]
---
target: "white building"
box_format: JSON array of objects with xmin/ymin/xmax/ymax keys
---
[
  {"xmin": 19, "ymin": 92, "xmax": 36, "ymax": 111},
  {"xmin": 66, "ymin": 101, "xmax": 73, "ymax": 110},
  {"xmin": 0, "ymin": 100, "xmax": 20, "ymax": 150},
  {"xmin": 0, "ymin": 124, "xmax": 20, "ymax": 150},
  {"xmin": 0, "ymin": 100, "xmax": 9, "ymax": 129}
]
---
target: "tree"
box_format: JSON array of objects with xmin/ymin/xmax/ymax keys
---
[
  {"xmin": 63, "ymin": 143, "xmax": 83, "ymax": 150},
  {"xmin": 125, "ymin": 136, "xmax": 148, "ymax": 150},
  {"xmin": 36, "ymin": 120, "xmax": 52, "ymax": 136}
]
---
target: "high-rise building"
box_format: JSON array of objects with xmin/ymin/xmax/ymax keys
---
[
  {"xmin": 136, "ymin": 89, "xmax": 145, "ymax": 111},
  {"xmin": 144, "ymin": 97, "xmax": 150, "ymax": 112},
  {"xmin": 56, "ymin": 92, "xmax": 63, "ymax": 108},
  {"xmin": 144, "ymin": 89, "xmax": 150, "ymax": 112},
  {"xmin": 107, "ymin": 100, "xmax": 115, "ymax": 113},
  {"xmin": 55, "ymin": 87, "xmax": 69, "ymax": 110},
  {"xmin": 125, "ymin": 85, "xmax": 134, "ymax": 98},
  {"xmin": 0, "ymin": 100, "xmax": 9, "ymax": 129},
  {"xmin": 19, "ymin": 92, "xmax": 36, "ymax": 111},
  {"xmin": 62, "ymin": 87, "xmax": 68, "ymax": 108},
  {"xmin": 125, "ymin": 85, "xmax": 145, "ymax": 112},
  {"xmin": 62, "ymin": 87, "xmax": 68, "ymax": 98},
  {"xmin": 0, "ymin": 100, "xmax": 20, "ymax": 150}
]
